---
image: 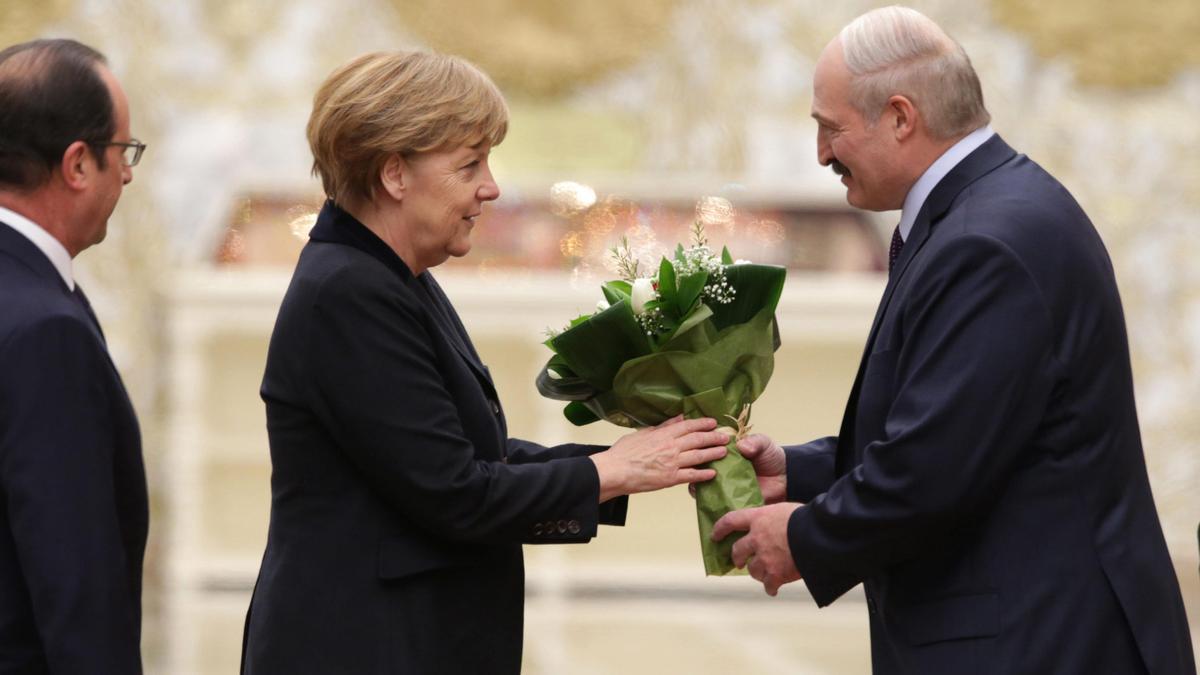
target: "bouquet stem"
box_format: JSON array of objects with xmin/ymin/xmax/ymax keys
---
[{"xmin": 686, "ymin": 403, "xmax": 765, "ymax": 575}]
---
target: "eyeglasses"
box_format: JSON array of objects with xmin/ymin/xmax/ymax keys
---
[{"xmin": 92, "ymin": 139, "xmax": 147, "ymax": 167}]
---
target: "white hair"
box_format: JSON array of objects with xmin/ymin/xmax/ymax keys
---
[{"xmin": 839, "ymin": 6, "xmax": 990, "ymax": 139}]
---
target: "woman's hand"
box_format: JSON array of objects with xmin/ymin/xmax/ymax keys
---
[{"xmin": 590, "ymin": 416, "xmax": 730, "ymax": 503}]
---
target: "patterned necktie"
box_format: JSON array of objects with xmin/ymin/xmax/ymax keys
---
[{"xmin": 889, "ymin": 225, "xmax": 904, "ymax": 273}]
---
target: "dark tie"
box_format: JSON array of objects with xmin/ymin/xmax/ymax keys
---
[
  {"xmin": 73, "ymin": 283, "xmax": 107, "ymax": 343},
  {"xmin": 889, "ymin": 225, "xmax": 904, "ymax": 273}
]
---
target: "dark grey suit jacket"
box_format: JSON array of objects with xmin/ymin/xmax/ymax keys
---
[
  {"xmin": 241, "ymin": 202, "xmax": 626, "ymax": 675},
  {"xmin": 783, "ymin": 136, "xmax": 1195, "ymax": 674}
]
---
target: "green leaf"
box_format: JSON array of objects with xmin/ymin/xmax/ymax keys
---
[
  {"xmin": 721, "ymin": 245, "xmax": 733, "ymax": 265},
  {"xmin": 563, "ymin": 401, "xmax": 600, "ymax": 425},
  {"xmin": 535, "ymin": 360, "xmax": 596, "ymax": 402},
  {"xmin": 602, "ymin": 281, "xmax": 630, "ymax": 307},
  {"xmin": 675, "ymin": 271, "xmax": 708, "ymax": 317},
  {"xmin": 657, "ymin": 257, "xmax": 677, "ymax": 317},
  {"xmin": 675, "ymin": 243, "xmax": 686, "ymax": 263},
  {"xmin": 604, "ymin": 279, "xmax": 631, "ymax": 297},
  {"xmin": 548, "ymin": 299, "xmax": 652, "ymax": 390},
  {"xmin": 707, "ymin": 264, "xmax": 786, "ymax": 330}
]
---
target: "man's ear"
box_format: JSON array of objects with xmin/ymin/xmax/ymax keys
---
[
  {"xmin": 59, "ymin": 141, "xmax": 92, "ymax": 191},
  {"xmin": 379, "ymin": 153, "xmax": 408, "ymax": 201},
  {"xmin": 886, "ymin": 95, "xmax": 918, "ymax": 142}
]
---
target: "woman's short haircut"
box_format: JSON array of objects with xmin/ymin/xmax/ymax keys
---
[
  {"xmin": 840, "ymin": 6, "xmax": 990, "ymax": 140},
  {"xmin": 307, "ymin": 50, "xmax": 509, "ymax": 208},
  {"xmin": 0, "ymin": 39, "xmax": 115, "ymax": 191}
]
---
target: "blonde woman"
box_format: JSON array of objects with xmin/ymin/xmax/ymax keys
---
[{"xmin": 239, "ymin": 51, "xmax": 729, "ymax": 674}]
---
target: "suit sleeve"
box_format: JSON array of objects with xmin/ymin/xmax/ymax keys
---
[
  {"xmin": 307, "ymin": 268, "xmax": 604, "ymax": 545},
  {"xmin": 788, "ymin": 235, "xmax": 1058, "ymax": 605},
  {"xmin": 0, "ymin": 315, "xmax": 142, "ymax": 674},
  {"xmin": 784, "ymin": 436, "xmax": 838, "ymax": 503},
  {"xmin": 507, "ymin": 438, "xmax": 628, "ymax": 527}
]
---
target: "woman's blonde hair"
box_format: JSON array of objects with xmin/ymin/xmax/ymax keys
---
[{"xmin": 307, "ymin": 50, "xmax": 508, "ymax": 207}]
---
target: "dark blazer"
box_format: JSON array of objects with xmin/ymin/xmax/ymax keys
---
[
  {"xmin": 782, "ymin": 136, "xmax": 1195, "ymax": 674},
  {"xmin": 242, "ymin": 202, "xmax": 627, "ymax": 675},
  {"xmin": 0, "ymin": 221, "xmax": 148, "ymax": 674}
]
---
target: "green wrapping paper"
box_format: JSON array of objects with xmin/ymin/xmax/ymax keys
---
[
  {"xmin": 537, "ymin": 262, "xmax": 786, "ymax": 575},
  {"xmin": 682, "ymin": 393, "xmax": 763, "ymax": 576}
]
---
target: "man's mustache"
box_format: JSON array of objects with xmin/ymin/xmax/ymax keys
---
[{"xmin": 830, "ymin": 160, "xmax": 851, "ymax": 177}]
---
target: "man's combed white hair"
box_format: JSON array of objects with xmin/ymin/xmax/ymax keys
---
[{"xmin": 839, "ymin": 6, "xmax": 990, "ymax": 139}]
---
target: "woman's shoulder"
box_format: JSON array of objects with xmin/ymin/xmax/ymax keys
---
[{"xmin": 293, "ymin": 241, "xmax": 419, "ymax": 305}]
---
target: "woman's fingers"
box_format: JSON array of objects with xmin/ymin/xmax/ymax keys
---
[
  {"xmin": 678, "ymin": 444, "xmax": 727, "ymax": 468},
  {"xmin": 658, "ymin": 416, "xmax": 718, "ymax": 437},
  {"xmin": 653, "ymin": 414, "xmax": 685, "ymax": 428},
  {"xmin": 678, "ymin": 468, "xmax": 717, "ymax": 484},
  {"xmin": 679, "ymin": 430, "xmax": 732, "ymax": 452}
]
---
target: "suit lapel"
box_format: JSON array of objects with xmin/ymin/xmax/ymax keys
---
[
  {"xmin": 0, "ymin": 221, "xmax": 121, "ymax": 374},
  {"xmin": 416, "ymin": 273, "xmax": 497, "ymax": 391},
  {"xmin": 834, "ymin": 135, "xmax": 1018, "ymax": 476}
]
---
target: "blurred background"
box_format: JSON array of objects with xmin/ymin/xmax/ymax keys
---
[{"xmin": 5, "ymin": 0, "xmax": 1199, "ymax": 672}]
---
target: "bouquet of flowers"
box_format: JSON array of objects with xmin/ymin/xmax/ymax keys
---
[{"xmin": 537, "ymin": 220, "xmax": 786, "ymax": 575}]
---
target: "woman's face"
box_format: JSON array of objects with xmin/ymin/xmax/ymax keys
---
[{"xmin": 400, "ymin": 142, "xmax": 500, "ymax": 272}]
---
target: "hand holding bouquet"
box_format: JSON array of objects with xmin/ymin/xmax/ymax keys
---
[{"xmin": 537, "ymin": 221, "xmax": 786, "ymax": 575}]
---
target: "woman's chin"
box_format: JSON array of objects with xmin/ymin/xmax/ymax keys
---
[{"xmin": 447, "ymin": 241, "xmax": 472, "ymax": 260}]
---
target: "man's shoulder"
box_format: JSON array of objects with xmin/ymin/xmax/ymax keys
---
[
  {"xmin": 0, "ymin": 263, "xmax": 88, "ymax": 343},
  {"xmin": 943, "ymin": 158, "xmax": 1091, "ymax": 240}
]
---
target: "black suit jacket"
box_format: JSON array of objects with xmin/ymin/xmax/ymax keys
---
[
  {"xmin": 0, "ymin": 221, "xmax": 148, "ymax": 674},
  {"xmin": 782, "ymin": 136, "xmax": 1195, "ymax": 674},
  {"xmin": 242, "ymin": 202, "xmax": 627, "ymax": 675}
]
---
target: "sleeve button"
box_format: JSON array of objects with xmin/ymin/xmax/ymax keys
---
[{"xmin": 567, "ymin": 520, "xmax": 581, "ymax": 534}]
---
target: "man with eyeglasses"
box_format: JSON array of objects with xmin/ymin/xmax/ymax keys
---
[{"xmin": 0, "ymin": 39, "xmax": 148, "ymax": 674}]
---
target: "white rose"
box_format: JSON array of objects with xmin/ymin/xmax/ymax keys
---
[{"xmin": 631, "ymin": 277, "xmax": 655, "ymax": 315}]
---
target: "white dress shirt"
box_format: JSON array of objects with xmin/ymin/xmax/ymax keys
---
[
  {"xmin": 0, "ymin": 206, "xmax": 74, "ymax": 290},
  {"xmin": 897, "ymin": 125, "xmax": 995, "ymax": 242}
]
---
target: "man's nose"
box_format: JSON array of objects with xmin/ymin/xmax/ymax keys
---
[{"xmin": 816, "ymin": 138, "xmax": 833, "ymax": 167}]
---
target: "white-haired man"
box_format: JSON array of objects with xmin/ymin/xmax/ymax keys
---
[{"xmin": 713, "ymin": 6, "xmax": 1195, "ymax": 674}]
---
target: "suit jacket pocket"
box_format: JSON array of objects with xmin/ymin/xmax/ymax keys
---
[
  {"xmin": 377, "ymin": 535, "xmax": 481, "ymax": 581},
  {"xmin": 891, "ymin": 592, "xmax": 1000, "ymax": 646}
]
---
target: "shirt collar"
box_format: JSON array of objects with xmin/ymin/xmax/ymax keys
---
[
  {"xmin": 898, "ymin": 125, "xmax": 995, "ymax": 242},
  {"xmin": 0, "ymin": 206, "xmax": 75, "ymax": 290}
]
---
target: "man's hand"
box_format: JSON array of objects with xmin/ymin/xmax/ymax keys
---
[
  {"xmin": 738, "ymin": 434, "xmax": 787, "ymax": 504},
  {"xmin": 711, "ymin": 503, "xmax": 802, "ymax": 596}
]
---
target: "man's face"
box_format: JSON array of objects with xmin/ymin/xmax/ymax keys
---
[
  {"xmin": 80, "ymin": 65, "xmax": 133, "ymax": 251},
  {"xmin": 811, "ymin": 40, "xmax": 908, "ymax": 212}
]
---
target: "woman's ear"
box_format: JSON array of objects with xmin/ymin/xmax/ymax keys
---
[{"xmin": 379, "ymin": 153, "xmax": 408, "ymax": 201}]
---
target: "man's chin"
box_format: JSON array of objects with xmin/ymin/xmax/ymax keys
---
[{"xmin": 845, "ymin": 190, "xmax": 890, "ymax": 212}]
